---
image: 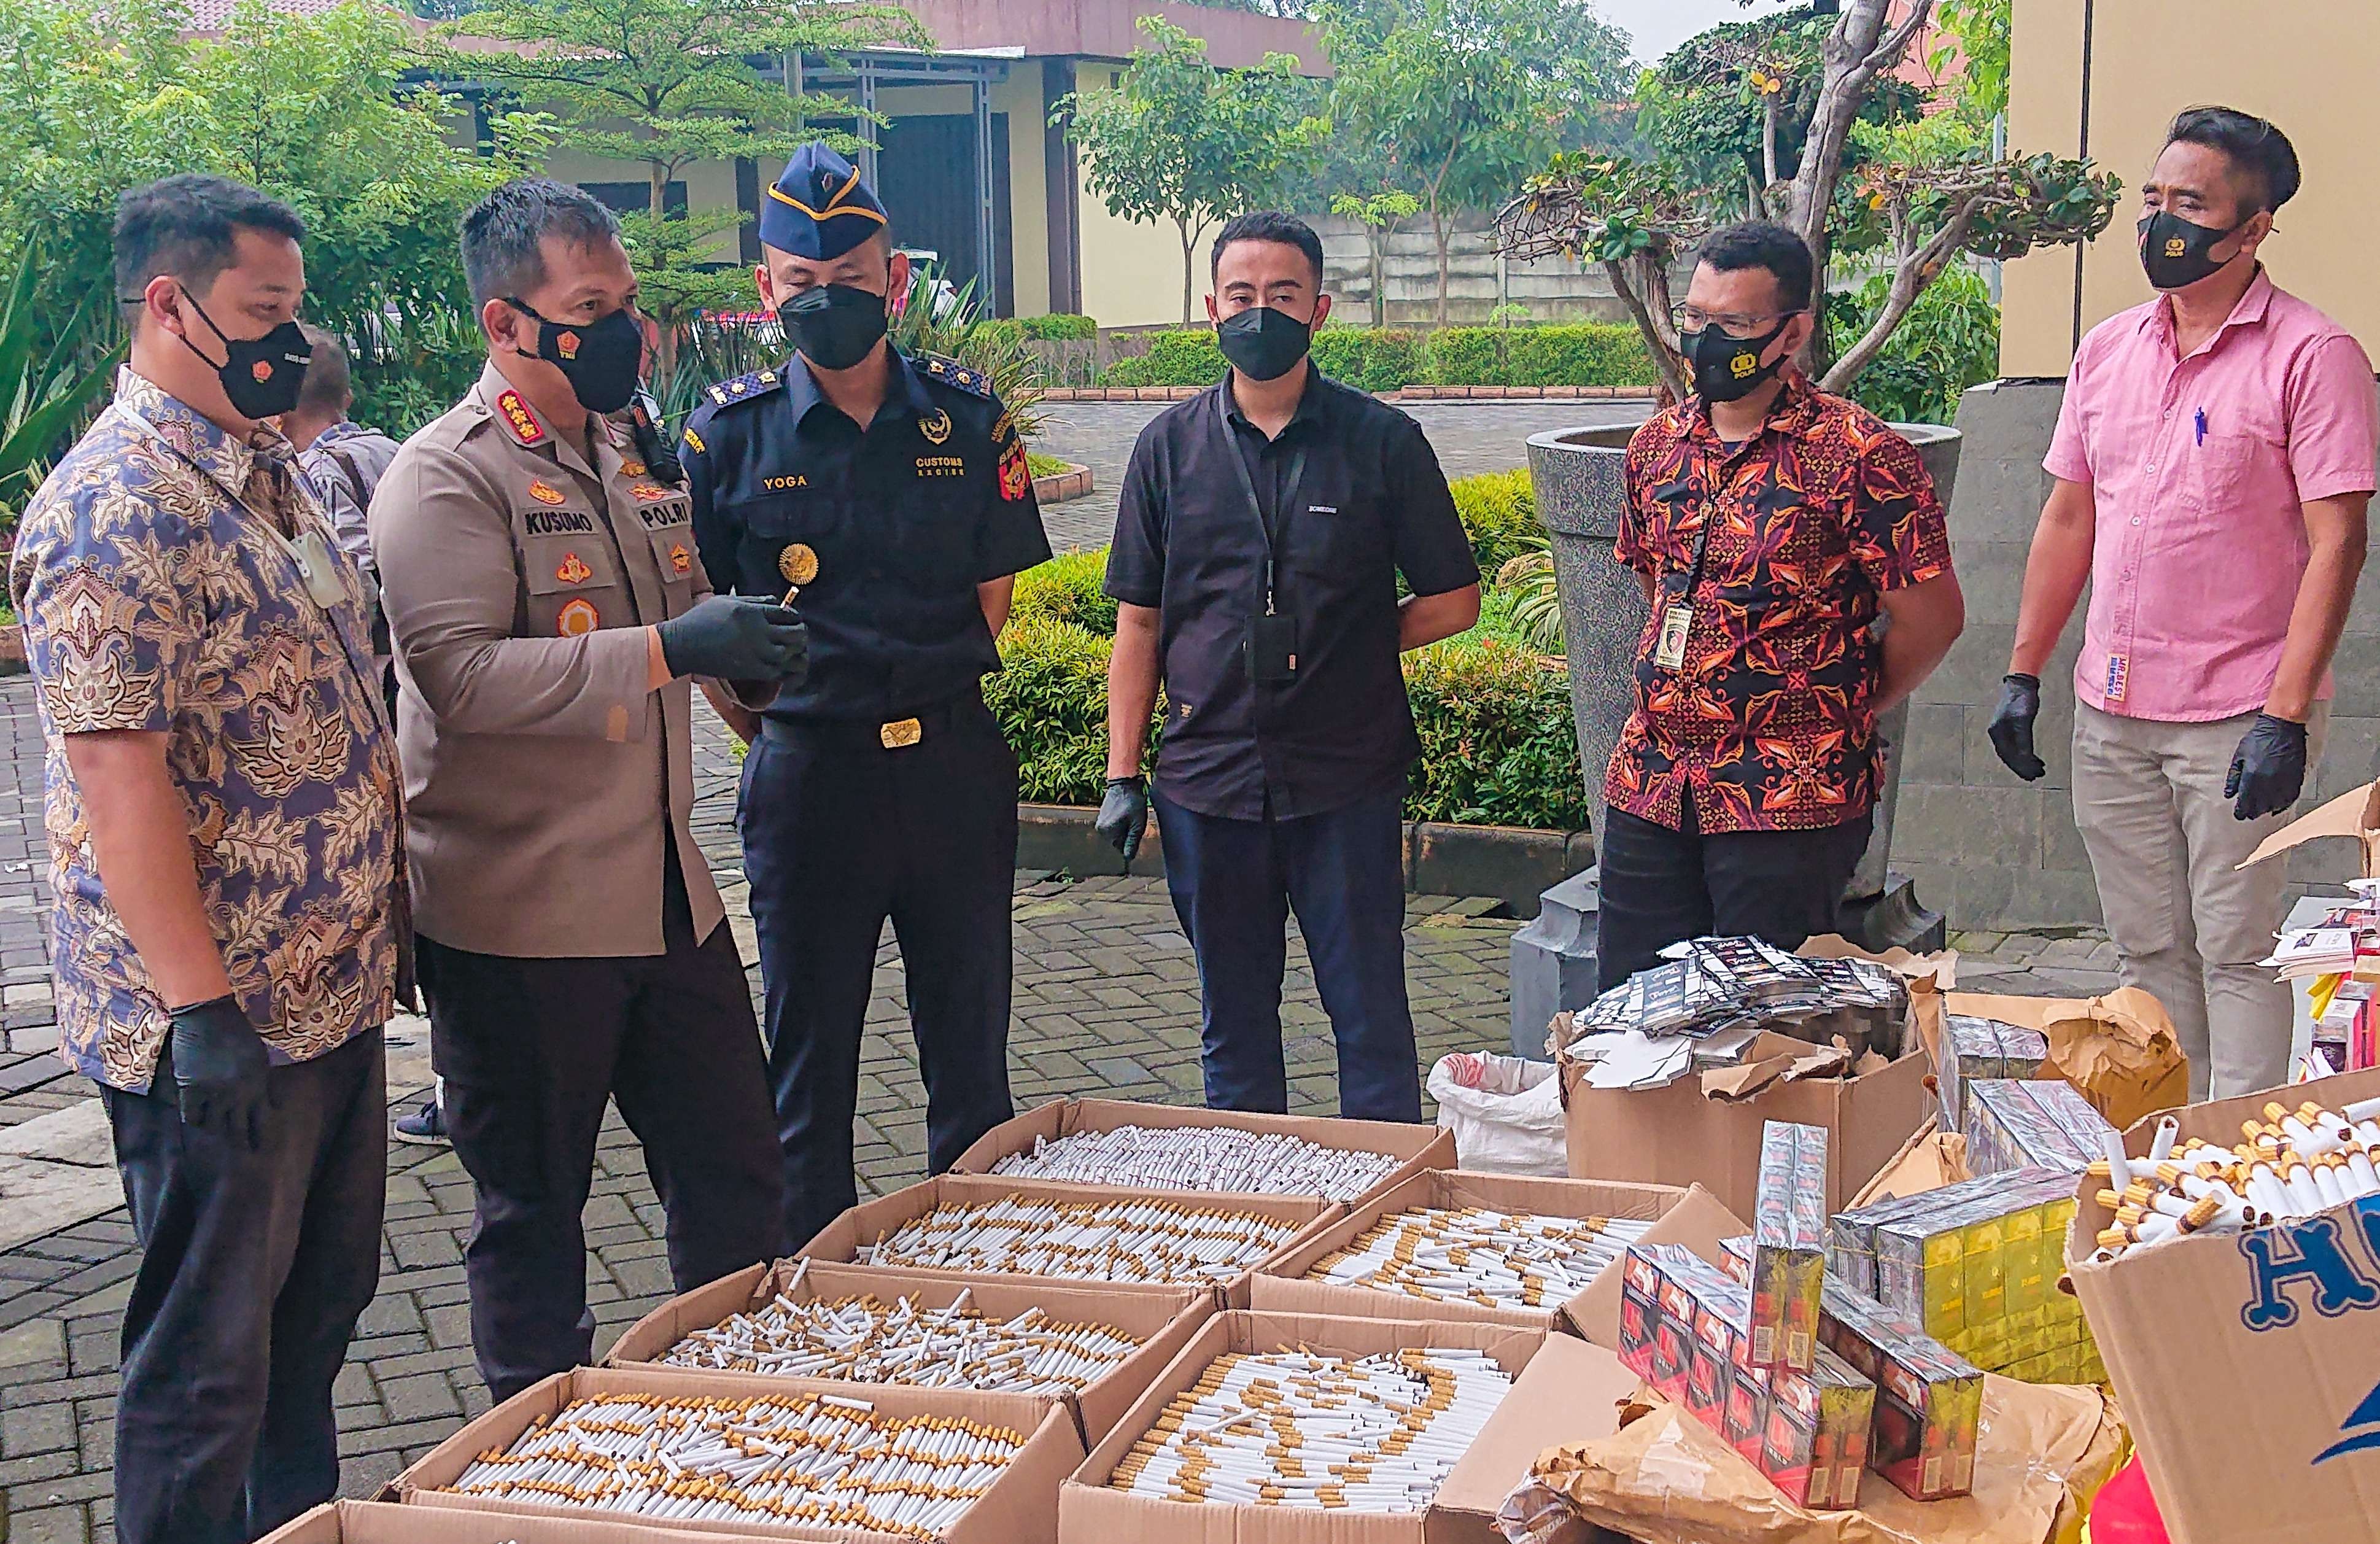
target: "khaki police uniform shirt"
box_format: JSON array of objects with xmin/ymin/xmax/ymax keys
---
[{"xmin": 371, "ymin": 364, "xmax": 721, "ymax": 959}]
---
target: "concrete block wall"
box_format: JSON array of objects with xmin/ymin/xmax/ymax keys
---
[{"xmin": 1894, "ymin": 379, "xmax": 2380, "ymax": 931}]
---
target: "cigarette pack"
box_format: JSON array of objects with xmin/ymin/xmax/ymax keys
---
[
  {"xmin": 1855, "ymin": 1169, "xmax": 2096, "ymax": 1379},
  {"xmin": 1760, "ymin": 1344, "xmax": 1877, "ymax": 1510},
  {"xmin": 1820, "ymin": 1283, "xmax": 1983, "ymax": 1500},
  {"xmin": 1749, "ymin": 1121, "xmax": 1829, "ymax": 1370},
  {"xmin": 1964, "ymin": 1077, "xmax": 2115, "ymax": 1174},
  {"xmin": 1717, "ymin": 1233, "xmax": 1752, "ymax": 1282}
]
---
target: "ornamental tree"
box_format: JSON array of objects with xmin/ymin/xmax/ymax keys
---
[
  {"xmin": 1495, "ymin": 0, "xmax": 2120, "ymax": 404},
  {"xmin": 1055, "ymin": 17, "xmax": 1314, "ymax": 325}
]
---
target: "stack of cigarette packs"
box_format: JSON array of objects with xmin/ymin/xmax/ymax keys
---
[
  {"xmin": 1934, "ymin": 1015, "xmax": 2050, "ymax": 1127},
  {"xmin": 1748, "ymin": 1122, "xmax": 1829, "ymax": 1371},
  {"xmin": 1826, "ymin": 1170, "xmax": 2102, "ymax": 1384},
  {"xmin": 1617, "ymin": 1242, "xmax": 1874, "ymax": 1510},
  {"xmin": 1963, "ymin": 1077, "xmax": 2117, "ymax": 1176}
]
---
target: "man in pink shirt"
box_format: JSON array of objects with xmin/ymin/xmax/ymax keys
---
[{"xmin": 1992, "ymin": 106, "xmax": 2378, "ymax": 1100}]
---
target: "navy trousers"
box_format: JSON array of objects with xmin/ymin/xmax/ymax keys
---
[
  {"xmin": 106, "ymin": 1028, "xmax": 386, "ymax": 1544},
  {"xmin": 1153, "ymin": 785, "xmax": 1422, "ymax": 1121},
  {"xmin": 740, "ymin": 696, "xmax": 1019, "ymax": 1252}
]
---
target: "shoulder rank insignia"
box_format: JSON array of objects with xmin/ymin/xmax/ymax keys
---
[
  {"xmin": 497, "ymin": 388, "xmax": 547, "ymax": 446},
  {"xmin": 681, "ymin": 427, "xmax": 705, "ymax": 454},
  {"xmin": 918, "ymin": 353, "xmax": 992, "ymax": 400},
  {"xmin": 707, "ymin": 368, "xmax": 788, "ymax": 409}
]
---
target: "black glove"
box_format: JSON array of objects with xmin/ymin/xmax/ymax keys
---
[
  {"xmin": 169, "ymin": 995, "xmax": 271, "ymax": 1151},
  {"xmin": 656, "ymin": 595, "xmax": 808, "ymax": 684},
  {"xmin": 2226, "ymin": 713, "xmax": 2309, "ymax": 821},
  {"xmin": 1096, "ymin": 775, "xmax": 1150, "ymax": 860},
  {"xmin": 1988, "ymin": 673, "xmax": 2046, "ymax": 782}
]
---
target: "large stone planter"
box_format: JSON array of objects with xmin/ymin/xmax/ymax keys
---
[{"xmin": 1525, "ymin": 419, "xmax": 1963, "ymax": 950}]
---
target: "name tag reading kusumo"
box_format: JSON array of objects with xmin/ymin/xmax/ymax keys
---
[{"xmin": 1654, "ymin": 603, "xmax": 1693, "ymax": 670}]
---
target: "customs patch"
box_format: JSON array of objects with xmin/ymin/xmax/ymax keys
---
[{"xmin": 998, "ymin": 439, "xmax": 1031, "ymax": 502}]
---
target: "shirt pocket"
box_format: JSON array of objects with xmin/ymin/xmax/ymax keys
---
[
  {"xmin": 519, "ymin": 528, "xmax": 626, "ymax": 639},
  {"xmin": 737, "ymin": 495, "xmax": 834, "ymax": 600},
  {"xmin": 2188, "ymin": 429, "xmax": 2283, "ymax": 517}
]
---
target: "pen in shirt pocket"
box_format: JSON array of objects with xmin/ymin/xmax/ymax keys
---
[{"xmin": 2195, "ymin": 408, "xmax": 2207, "ymax": 446}]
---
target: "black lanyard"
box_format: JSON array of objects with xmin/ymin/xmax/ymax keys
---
[
  {"xmin": 1667, "ymin": 436, "xmax": 1746, "ymax": 601},
  {"xmin": 1218, "ymin": 390, "xmax": 1308, "ymax": 616}
]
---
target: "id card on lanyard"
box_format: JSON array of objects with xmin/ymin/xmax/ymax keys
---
[
  {"xmin": 1654, "ymin": 473, "xmax": 1721, "ymax": 673},
  {"xmin": 117, "ymin": 406, "xmax": 350, "ymax": 613},
  {"xmin": 1218, "ymin": 392, "xmax": 1309, "ymax": 683}
]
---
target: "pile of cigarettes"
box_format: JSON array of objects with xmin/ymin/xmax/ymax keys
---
[
  {"xmin": 853, "ymin": 1193, "xmax": 1300, "ymax": 1284},
  {"xmin": 2088, "ymin": 1095, "xmax": 2380, "ymax": 1260},
  {"xmin": 1964, "ymin": 1077, "xmax": 2117, "ymax": 1175},
  {"xmin": 656, "ymin": 1272, "xmax": 1142, "ymax": 1396},
  {"xmin": 1304, "ymin": 1206, "xmax": 1655, "ymax": 1309},
  {"xmin": 986, "ymin": 1125, "xmax": 1400, "ymax": 1200},
  {"xmin": 440, "ymin": 1391, "xmax": 1026, "ymax": 1538},
  {"xmin": 1108, "ymin": 1348, "xmax": 1510, "ymax": 1511},
  {"xmin": 1934, "ymin": 1015, "xmax": 2050, "ymax": 1127}
]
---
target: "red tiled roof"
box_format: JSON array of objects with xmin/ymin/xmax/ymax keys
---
[{"xmin": 179, "ymin": 0, "xmax": 363, "ymax": 36}]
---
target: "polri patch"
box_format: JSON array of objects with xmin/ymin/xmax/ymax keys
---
[
  {"xmin": 556, "ymin": 552, "xmax": 593, "ymax": 586},
  {"xmin": 527, "ymin": 479, "xmax": 567, "ymax": 506}
]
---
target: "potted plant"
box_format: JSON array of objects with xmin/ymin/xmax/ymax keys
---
[{"xmin": 1490, "ymin": 0, "xmax": 2120, "ymax": 945}]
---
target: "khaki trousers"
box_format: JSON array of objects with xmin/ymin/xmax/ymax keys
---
[{"xmin": 2071, "ymin": 700, "xmax": 2328, "ymax": 1103}]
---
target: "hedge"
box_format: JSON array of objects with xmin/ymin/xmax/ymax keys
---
[
  {"xmin": 969, "ymin": 313, "xmax": 1098, "ymax": 351},
  {"xmin": 986, "ymin": 541, "xmax": 1588, "ymax": 830},
  {"xmin": 1098, "ymin": 322, "xmax": 1657, "ymax": 391},
  {"xmin": 1449, "ymin": 468, "xmax": 1538, "ymax": 578}
]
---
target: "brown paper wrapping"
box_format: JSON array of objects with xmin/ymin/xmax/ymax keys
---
[
  {"xmin": 1948, "ymin": 987, "xmax": 2190, "ymax": 1130},
  {"xmin": 1524, "ymin": 1376, "xmax": 2124, "ymax": 1544},
  {"xmin": 1848, "ymin": 1120, "xmax": 1971, "ymax": 1208}
]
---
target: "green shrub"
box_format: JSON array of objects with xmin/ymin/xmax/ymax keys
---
[
  {"xmin": 1421, "ymin": 327, "xmax": 1503, "ymax": 385},
  {"xmin": 1101, "ymin": 329, "xmax": 1227, "ymax": 387},
  {"xmin": 1403, "ymin": 637, "xmax": 1591, "ymax": 829},
  {"xmin": 1012, "ymin": 548, "xmax": 1118, "ymax": 635},
  {"xmin": 1449, "ymin": 469, "xmax": 1540, "ymax": 576},
  {"xmin": 1425, "ymin": 324, "xmax": 1656, "ymax": 388},
  {"xmin": 990, "ymin": 546, "xmax": 1587, "ymax": 829},
  {"xmin": 1311, "ymin": 327, "xmax": 1424, "ymax": 392},
  {"xmin": 1828, "ymin": 268, "xmax": 2000, "ymax": 426},
  {"xmin": 969, "ymin": 317, "xmax": 1026, "ymax": 352},
  {"xmin": 1020, "ymin": 314, "xmax": 1097, "ymax": 341}
]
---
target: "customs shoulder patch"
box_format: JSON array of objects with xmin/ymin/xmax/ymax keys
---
[
  {"xmin": 681, "ymin": 427, "xmax": 706, "ymax": 454},
  {"xmin": 998, "ymin": 438, "xmax": 1031, "ymax": 502},
  {"xmin": 497, "ymin": 389, "xmax": 546, "ymax": 445}
]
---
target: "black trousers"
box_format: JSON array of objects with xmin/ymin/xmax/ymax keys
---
[
  {"xmin": 740, "ymin": 696, "xmax": 1018, "ymax": 1251},
  {"xmin": 1152, "ymin": 785, "xmax": 1423, "ymax": 1122},
  {"xmin": 1594, "ymin": 802, "xmax": 1874, "ymax": 992},
  {"xmin": 418, "ymin": 866, "xmax": 783, "ymax": 1400},
  {"xmin": 106, "ymin": 1027, "xmax": 386, "ymax": 1544}
]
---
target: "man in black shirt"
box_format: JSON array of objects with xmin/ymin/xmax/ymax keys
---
[
  {"xmin": 684, "ymin": 145, "xmax": 1052, "ymax": 1249},
  {"xmin": 1098, "ymin": 212, "xmax": 1481, "ymax": 1120}
]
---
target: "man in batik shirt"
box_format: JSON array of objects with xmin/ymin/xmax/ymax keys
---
[
  {"xmin": 10, "ymin": 175, "xmax": 401, "ymax": 1544},
  {"xmin": 1594, "ymin": 222, "xmax": 1965, "ymax": 989}
]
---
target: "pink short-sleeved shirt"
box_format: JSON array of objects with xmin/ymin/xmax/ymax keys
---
[{"xmin": 2045, "ymin": 269, "xmax": 2379, "ymax": 721}]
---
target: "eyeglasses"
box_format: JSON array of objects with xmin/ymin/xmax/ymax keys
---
[{"xmin": 1670, "ymin": 303, "xmax": 1804, "ymax": 339}]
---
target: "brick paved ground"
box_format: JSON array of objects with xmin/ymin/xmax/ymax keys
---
[
  {"xmin": 0, "ymin": 660, "xmax": 2123, "ymax": 1543},
  {"xmin": 1031, "ymin": 399, "xmax": 1655, "ymax": 551}
]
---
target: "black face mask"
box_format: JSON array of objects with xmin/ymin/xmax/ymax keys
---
[
  {"xmin": 780, "ymin": 284, "xmax": 890, "ymax": 373},
  {"xmin": 176, "ymin": 290, "xmax": 311, "ymax": 421},
  {"xmin": 509, "ymin": 300, "xmax": 645, "ymax": 414},
  {"xmin": 1216, "ymin": 305, "xmax": 1313, "ymax": 382},
  {"xmin": 1681, "ymin": 317, "xmax": 1792, "ymax": 404},
  {"xmin": 2139, "ymin": 211, "xmax": 2242, "ymax": 291}
]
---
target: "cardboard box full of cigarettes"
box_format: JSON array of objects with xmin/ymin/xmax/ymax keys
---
[
  {"xmin": 394, "ymin": 1364, "xmax": 1086, "ymax": 1543},
  {"xmin": 605, "ymin": 1258, "xmax": 1215, "ymax": 1447},
  {"xmin": 1249, "ymin": 1168, "xmax": 1743, "ymax": 1337},
  {"xmin": 1561, "ymin": 1031, "xmax": 1932, "ymax": 1218},
  {"xmin": 259, "ymin": 1499, "xmax": 794, "ymax": 1543},
  {"xmin": 948, "ymin": 1098, "xmax": 1452, "ymax": 1205},
  {"xmin": 2069, "ymin": 1063, "xmax": 2380, "ymax": 1544},
  {"xmin": 797, "ymin": 1174, "xmax": 1341, "ymax": 1309},
  {"xmin": 1059, "ymin": 1309, "xmax": 1639, "ymax": 1544}
]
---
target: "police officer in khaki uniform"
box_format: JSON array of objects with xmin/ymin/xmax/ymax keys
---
[{"xmin": 371, "ymin": 178, "xmax": 800, "ymax": 1400}]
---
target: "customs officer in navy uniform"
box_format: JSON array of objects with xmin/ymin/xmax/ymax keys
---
[{"xmin": 683, "ymin": 145, "xmax": 1052, "ymax": 1250}]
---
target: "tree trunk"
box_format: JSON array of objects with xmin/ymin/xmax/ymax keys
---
[
  {"xmin": 1177, "ymin": 219, "xmax": 1195, "ymax": 327},
  {"xmin": 1432, "ymin": 211, "xmax": 1452, "ymax": 327},
  {"xmin": 647, "ymin": 161, "xmax": 677, "ymax": 379},
  {"xmin": 1603, "ymin": 257, "xmax": 1688, "ymax": 403},
  {"xmin": 1368, "ymin": 228, "xmax": 1387, "ymax": 328}
]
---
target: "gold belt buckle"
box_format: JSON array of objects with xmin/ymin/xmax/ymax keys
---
[{"xmin": 879, "ymin": 717, "xmax": 923, "ymax": 749}]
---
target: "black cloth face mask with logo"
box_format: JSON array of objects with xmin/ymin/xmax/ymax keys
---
[
  {"xmin": 176, "ymin": 289, "xmax": 312, "ymax": 421},
  {"xmin": 2138, "ymin": 210, "xmax": 2242, "ymax": 292},
  {"xmin": 1680, "ymin": 317, "xmax": 1792, "ymax": 404},
  {"xmin": 508, "ymin": 300, "xmax": 645, "ymax": 414},
  {"xmin": 1216, "ymin": 305, "xmax": 1313, "ymax": 382},
  {"xmin": 780, "ymin": 284, "xmax": 890, "ymax": 373}
]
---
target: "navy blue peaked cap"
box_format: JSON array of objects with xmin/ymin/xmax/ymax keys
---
[{"xmin": 761, "ymin": 143, "xmax": 889, "ymax": 260}]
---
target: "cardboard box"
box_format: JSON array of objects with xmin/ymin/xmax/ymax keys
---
[
  {"xmin": 605, "ymin": 1259, "xmax": 1214, "ymax": 1446},
  {"xmin": 950, "ymin": 1097, "xmax": 1453, "ymax": 1204},
  {"xmin": 1560, "ymin": 1032, "xmax": 1933, "ymax": 1217},
  {"xmin": 1059, "ymin": 1309, "xmax": 1642, "ymax": 1544},
  {"xmin": 1248, "ymin": 1168, "xmax": 1737, "ymax": 1335},
  {"xmin": 260, "ymin": 1500, "xmax": 786, "ymax": 1543},
  {"xmin": 1944, "ymin": 988, "xmax": 2189, "ymax": 1131},
  {"xmin": 2067, "ymin": 1063, "xmax": 2380, "ymax": 1544},
  {"xmin": 394, "ymin": 1364, "xmax": 1082, "ymax": 1543},
  {"xmin": 797, "ymin": 1173, "xmax": 1341, "ymax": 1307}
]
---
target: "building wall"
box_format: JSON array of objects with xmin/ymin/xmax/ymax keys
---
[
  {"xmin": 1069, "ymin": 63, "xmax": 1221, "ymax": 328},
  {"xmin": 2001, "ymin": 0, "xmax": 2380, "ymax": 377}
]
